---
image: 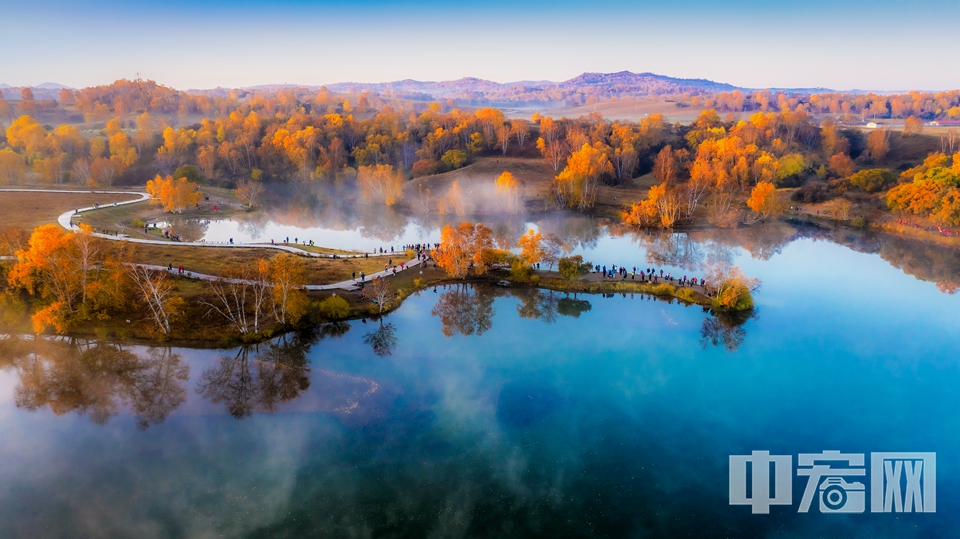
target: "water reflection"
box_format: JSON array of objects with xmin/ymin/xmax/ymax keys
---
[
  {"xmin": 699, "ymin": 309, "xmax": 756, "ymax": 352},
  {"xmin": 159, "ymin": 182, "xmax": 959, "ymax": 295},
  {"xmin": 0, "ymin": 336, "xmax": 188, "ymax": 429},
  {"xmin": 197, "ymin": 330, "xmax": 315, "ymax": 419},
  {"xmin": 363, "ymin": 320, "xmax": 398, "ymax": 356},
  {"xmin": 430, "ymin": 284, "xmax": 496, "ymax": 337}
]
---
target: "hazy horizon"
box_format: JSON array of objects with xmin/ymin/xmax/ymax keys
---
[{"xmin": 2, "ymin": 0, "xmax": 959, "ymax": 92}]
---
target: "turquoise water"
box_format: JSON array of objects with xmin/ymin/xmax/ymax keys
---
[{"xmin": 1, "ymin": 226, "xmax": 959, "ymax": 538}]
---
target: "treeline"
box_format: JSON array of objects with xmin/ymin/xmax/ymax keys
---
[
  {"xmin": 699, "ymin": 89, "xmax": 960, "ymax": 121},
  {"xmin": 0, "ymin": 79, "xmax": 671, "ymax": 198},
  {"xmin": 624, "ymin": 109, "xmax": 960, "ymax": 228}
]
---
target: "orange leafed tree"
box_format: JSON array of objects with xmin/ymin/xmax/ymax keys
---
[
  {"xmin": 357, "ymin": 164, "xmax": 404, "ymax": 206},
  {"xmin": 146, "ymin": 174, "xmax": 203, "ymax": 213},
  {"xmin": 746, "ymin": 181, "xmax": 785, "ymax": 220},
  {"xmin": 432, "ymin": 222, "xmax": 502, "ymax": 278},
  {"xmin": 7, "ymin": 225, "xmax": 81, "ymax": 333},
  {"xmin": 494, "ymin": 171, "xmax": 522, "ymax": 214},
  {"xmin": 433, "ymin": 223, "xmax": 475, "ymax": 278},
  {"xmin": 446, "ymin": 180, "xmax": 466, "ymax": 216},
  {"xmin": 866, "ymin": 129, "xmax": 890, "ymax": 162},
  {"xmin": 554, "ymin": 143, "xmax": 612, "ymax": 210},
  {"xmin": 517, "ymin": 230, "xmax": 544, "ymax": 265}
]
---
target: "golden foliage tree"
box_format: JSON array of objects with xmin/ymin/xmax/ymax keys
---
[
  {"xmin": 866, "ymin": 128, "xmax": 890, "ymax": 162},
  {"xmin": 357, "ymin": 164, "xmax": 404, "ymax": 206},
  {"xmin": 746, "ymin": 181, "xmax": 785, "ymax": 220},
  {"xmin": 554, "ymin": 143, "xmax": 612, "ymax": 210},
  {"xmin": 517, "ymin": 230, "xmax": 545, "ymax": 265},
  {"xmin": 432, "ymin": 222, "xmax": 502, "ymax": 278},
  {"xmin": 494, "ymin": 171, "xmax": 522, "ymax": 214},
  {"xmin": 145, "ymin": 175, "xmax": 203, "ymax": 213},
  {"xmin": 270, "ymin": 253, "xmax": 307, "ymax": 325},
  {"xmin": 8, "ymin": 225, "xmax": 80, "ymax": 333},
  {"xmin": 446, "ymin": 180, "xmax": 466, "ymax": 216}
]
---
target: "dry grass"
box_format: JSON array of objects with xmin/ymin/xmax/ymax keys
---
[{"xmin": 0, "ymin": 191, "xmax": 141, "ymax": 229}]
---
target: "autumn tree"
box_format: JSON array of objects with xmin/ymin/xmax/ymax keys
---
[
  {"xmin": 270, "ymin": 253, "xmax": 307, "ymax": 325},
  {"xmin": 866, "ymin": 128, "xmax": 890, "ymax": 162},
  {"xmin": 432, "ymin": 222, "xmax": 502, "ymax": 278},
  {"xmin": 512, "ymin": 119, "xmax": 530, "ymax": 148},
  {"xmin": 536, "ymin": 137, "xmax": 567, "ymax": 171},
  {"xmin": 446, "ymin": 180, "xmax": 466, "ymax": 216},
  {"xmin": 554, "ymin": 143, "xmax": 613, "ymax": 210},
  {"xmin": 517, "ymin": 230, "xmax": 544, "ymax": 266},
  {"xmin": 369, "ymin": 276, "xmax": 397, "ymax": 315},
  {"xmin": 8, "ymin": 225, "xmax": 81, "ymax": 333},
  {"xmin": 6, "ymin": 115, "xmax": 46, "ymax": 153},
  {"xmin": 746, "ymin": 181, "xmax": 786, "ymax": 221},
  {"xmin": 235, "ymin": 177, "xmax": 264, "ymax": 209},
  {"xmin": 496, "ymin": 124, "xmax": 512, "ymax": 155},
  {"xmin": 704, "ymin": 264, "xmax": 759, "ymax": 311},
  {"xmin": 541, "ymin": 233, "xmax": 565, "ymax": 270},
  {"xmin": 145, "ymin": 174, "xmax": 203, "ymax": 213},
  {"xmin": 126, "ymin": 265, "xmax": 184, "ymax": 335},
  {"xmin": 653, "ymin": 145, "xmax": 678, "ymax": 184},
  {"xmin": 494, "ymin": 171, "xmax": 522, "ymax": 214},
  {"xmin": 202, "ymin": 267, "xmax": 263, "ymax": 335},
  {"xmin": 848, "ymin": 168, "xmax": 895, "ymax": 192},
  {"xmin": 903, "ymin": 116, "xmax": 923, "ymax": 137},
  {"xmin": 828, "ymin": 152, "xmax": 855, "ymax": 178},
  {"xmin": 357, "ymin": 164, "xmax": 404, "ymax": 206}
]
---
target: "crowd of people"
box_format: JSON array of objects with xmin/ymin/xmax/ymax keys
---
[{"xmin": 595, "ymin": 264, "xmax": 707, "ymax": 289}]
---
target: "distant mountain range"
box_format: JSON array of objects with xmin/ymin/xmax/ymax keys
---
[
  {"xmin": 0, "ymin": 82, "xmax": 70, "ymax": 89},
  {"xmin": 320, "ymin": 71, "xmax": 748, "ymax": 105},
  {"xmin": 1, "ymin": 72, "xmax": 850, "ymax": 105}
]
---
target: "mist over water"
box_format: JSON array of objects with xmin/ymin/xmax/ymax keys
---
[{"xmin": 1, "ymin": 207, "xmax": 959, "ymax": 538}]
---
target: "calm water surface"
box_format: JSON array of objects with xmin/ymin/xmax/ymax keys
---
[{"xmin": 1, "ymin": 219, "xmax": 959, "ymax": 538}]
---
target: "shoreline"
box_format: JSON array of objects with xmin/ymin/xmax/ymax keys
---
[{"xmin": 0, "ymin": 276, "xmax": 719, "ymax": 348}]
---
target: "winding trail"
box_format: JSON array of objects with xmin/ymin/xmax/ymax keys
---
[{"xmin": 0, "ymin": 188, "xmax": 425, "ymax": 290}]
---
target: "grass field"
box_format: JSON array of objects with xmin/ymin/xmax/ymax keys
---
[{"xmin": 0, "ymin": 191, "xmax": 142, "ymax": 229}]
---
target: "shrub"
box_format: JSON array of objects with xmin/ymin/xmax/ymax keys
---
[
  {"xmin": 847, "ymin": 168, "xmax": 895, "ymax": 193},
  {"xmin": 318, "ymin": 296, "xmax": 351, "ymax": 320},
  {"xmin": 132, "ymin": 218, "xmax": 146, "ymax": 228},
  {"xmin": 558, "ymin": 255, "xmax": 592, "ymax": 281},
  {"xmin": 509, "ymin": 257, "xmax": 533, "ymax": 281},
  {"xmin": 173, "ymin": 164, "xmax": 204, "ymax": 185},
  {"xmin": 411, "ymin": 159, "xmax": 442, "ymax": 177},
  {"xmin": 851, "ymin": 216, "xmax": 868, "ymax": 228},
  {"xmin": 792, "ymin": 182, "xmax": 829, "ymax": 203},
  {"xmin": 441, "ymin": 149, "xmax": 467, "ymax": 170}
]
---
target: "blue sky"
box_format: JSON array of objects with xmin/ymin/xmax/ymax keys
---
[{"xmin": 2, "ymin": 0, "xmax": 959, "ymax": 91}]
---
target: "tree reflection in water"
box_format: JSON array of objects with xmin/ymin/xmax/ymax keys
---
[
  {"xmin": 430, "ymin": 284, "xmax": 497, "ymax": 337},
  {"xmin": 363, "ymin": 320, "xmax": 398, "ymax": 357},
  {"xmin": 430, "ymin": 284, "xmax": 595, "ymax": 336},
  {"xmin": 699, "ymin": 309, "xmax": 756, "ymax": 352},
  {"xmin": 0, "ymin": 336, "xmax": 189, "ymax": 429},
  {"xmin": 197, "ymin": 329, "xmax": 319, "ymax": 419}
]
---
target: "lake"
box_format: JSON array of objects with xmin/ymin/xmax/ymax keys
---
[{"xmin": 1, "ymin": 219, "xmax": 959, "ymax": 538}]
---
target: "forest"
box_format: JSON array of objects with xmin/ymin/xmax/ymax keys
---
[{"xmin": 2, "ymin": 78, "xmax": 958, "ymax": 232}]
